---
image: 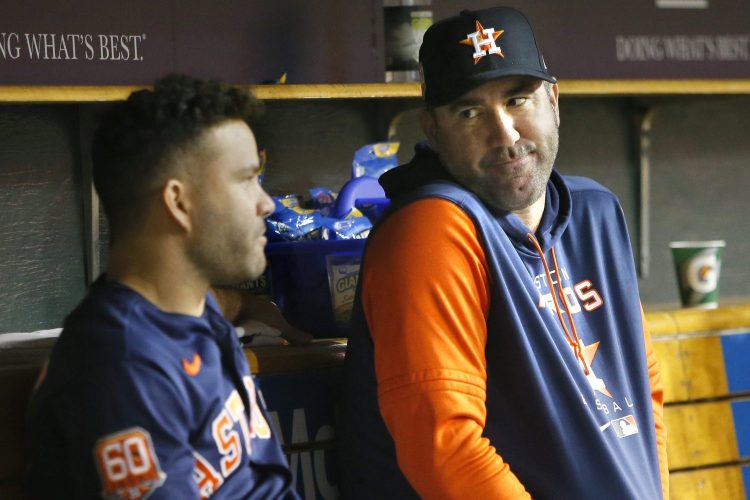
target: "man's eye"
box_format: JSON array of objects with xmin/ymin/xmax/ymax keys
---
[
  {"xmin": 459, "ymin": 108, "xmax": 480, "ymax": 119},
  {"xmin": 508, "ymin": 97, "xmax": 528, "ymax": 107}
]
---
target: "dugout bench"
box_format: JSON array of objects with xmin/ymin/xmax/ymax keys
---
[
  {"xmin": 650, "ymin": 305, "xmax": 750, "ymax": 499},
  {"xmin": 1, "ymin": 306, "xmax": 749, "ymax": 499}
]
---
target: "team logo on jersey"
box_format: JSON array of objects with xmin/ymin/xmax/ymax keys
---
[
  {"xmin": 459, "ymin": 20, "xmax": 504, "ymax": 64},
  {"xmin": 182, "ymin": 353, "xmax": 202, "ymax": 377},
  {"xmin": 192, "ymin": 382, "xmax": 274, "ymax": 497},
  {"xmin": 578, "ymin": 339, "xmax": 613, "ymax": 398},
  {"xmin": 94, "ymin": 427, "xmax": 166, "ymax": 499}
]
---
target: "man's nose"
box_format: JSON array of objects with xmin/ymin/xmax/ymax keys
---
[
  {"xmin": 488, "ymin": 107, "xmax": 520, "ymax": 147},
  {"xmin": 259, "ymin": 189, "xmax": 275, "ymax": 217}
]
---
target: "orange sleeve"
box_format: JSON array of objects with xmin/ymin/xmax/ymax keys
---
[
  {"xmin": 641, "ymin": 307, "xmax": 669, "ymax": 499},
  {"xmin": 362, "ymin": 198, "xmax": 530, "ymax": 499}
]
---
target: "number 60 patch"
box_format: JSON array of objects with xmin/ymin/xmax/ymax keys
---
[{"xmin": 94, "ymin": 427, "xmax": 167, "ymax": 499}]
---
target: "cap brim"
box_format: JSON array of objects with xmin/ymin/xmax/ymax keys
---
[{"xmin": 430, "ymin": 68, "xmax": 557, "ymax": 107}]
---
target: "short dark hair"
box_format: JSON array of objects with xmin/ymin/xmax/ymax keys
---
[{"xmin": 92, "ymin": 74, "xmax": 262, "ymax": 238}]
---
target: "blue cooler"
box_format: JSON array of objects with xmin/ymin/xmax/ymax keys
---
[{"xmin": 265, "ymin": 239, "xmax": 367, "ymax": 338}]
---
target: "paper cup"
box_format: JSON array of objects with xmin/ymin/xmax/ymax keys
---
[{"xmin": 669, "ymin": 240, "xmax": 725, "ymax": 309}]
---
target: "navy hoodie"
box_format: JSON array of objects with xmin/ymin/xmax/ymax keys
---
[{"xmin": 340, "ymin": 144, "xmax": 664, "ymax": 499}]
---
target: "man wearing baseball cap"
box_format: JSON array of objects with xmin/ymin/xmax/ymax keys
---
[{"xmin": 340, "ymin": 6, "xmax": 668, "ymax": 499}]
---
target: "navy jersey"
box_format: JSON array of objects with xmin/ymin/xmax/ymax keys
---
[
  {"xmin": 340, "ymin": 144, "xmax": 665, "ymax": 499},
  {"xmin": 27, "ymin": 278, "xmax": 296, "ymax": 499}
]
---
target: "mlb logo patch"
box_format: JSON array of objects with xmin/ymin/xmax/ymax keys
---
[{"xmin": 611, "ymin": 415, "xmax": 639, "ymax": 438}]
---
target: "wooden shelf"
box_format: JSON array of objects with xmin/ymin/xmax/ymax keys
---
[
  {"xmin": 0, "ymin": 85, "xmax": 145, "ymax": 103},
  {"xmin": 254, "ymin": 83, "xmax": 421, "ymax": 100},
  {"xmin": 0, "ymin": 83, "xmax": 422, "ymax": 103},
  {"xmin": 2, "ymin": 80, "xmax": 750, "ymax": 103},
  {"xmin": 560, "ymin": 79, "xmax": 750, "ymax": 97}
]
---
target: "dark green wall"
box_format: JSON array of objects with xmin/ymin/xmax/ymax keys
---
[
  {"xmin": 1, "ymin": 95, "xmax": 748, "ymax": 332},
  {"xmin": 0, "ymin": 105, "xmax": 87, "ymax": 331}
]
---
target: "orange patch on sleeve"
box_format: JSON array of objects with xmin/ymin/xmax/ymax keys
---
[{"xmin": 94, "ymin": 427, "xmax": 166, "ymax": 499}]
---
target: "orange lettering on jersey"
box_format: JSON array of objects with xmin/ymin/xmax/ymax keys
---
[
  {"xmin": 193, "ymin": 451, "xmax": 223, "ymax": 499},
  {"xmin": 94, "ymin": 427, "xmax": 166, "ymax": 500},
  {"xmin": 226, "ymin": 390, "xmax": 252, "ymax": 451},
  {"xmin": 244, "ymin": 376, "xmax": 272, "ymax": 440},
  {"xmin": 211, "ymin": 410, "xmax": 241, "ymax": 477},
  {"xmin": 182, "ymin": 353, "xmax": 202, "ymax": 377}
]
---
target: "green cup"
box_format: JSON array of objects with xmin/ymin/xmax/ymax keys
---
[{"xmin": 669, "ymin": 240, "xmax": 725, "ymax": 309}]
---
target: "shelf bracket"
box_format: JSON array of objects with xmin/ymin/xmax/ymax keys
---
[
  {"xmin": 78, "ymin": 105, "xmax": 100, "ymax": 286},
  {"xmin": 637, "ymin": 106, "xmax": 657, "ymax": 279}
]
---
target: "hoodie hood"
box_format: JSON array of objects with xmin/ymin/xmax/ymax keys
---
[
  {"xmin": 379, "ymin": 142, "xmax": 456, "ymax": 199},
  {"xmin": 379, "ymin": 142, "xmax": 571, "ymax": 254}
]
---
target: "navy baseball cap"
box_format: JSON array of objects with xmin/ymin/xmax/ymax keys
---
[{"xmin": 419, "ymin": 7, "xmax": 556, "ymax": 106}]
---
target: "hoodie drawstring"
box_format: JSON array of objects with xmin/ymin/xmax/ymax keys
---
[{"xmin": 527, "ymin": 233, "xmax": 591, "ymax": 375}]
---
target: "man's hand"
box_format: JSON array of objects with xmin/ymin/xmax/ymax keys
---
[
  {"xmin": 236, "ymin": 320, "xmax": 285, "ymax": 346},
  {"xmin": 211, "ymin": 287, "xmax": 313, "ymax": 344}
]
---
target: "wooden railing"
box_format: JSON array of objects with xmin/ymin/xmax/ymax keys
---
[{"xmin": 649, "ymin": 305, "xmax": 750, "ymax": 499}]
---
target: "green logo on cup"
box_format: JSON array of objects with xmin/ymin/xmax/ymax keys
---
[{"xmin": 669, "ymin": 240, "xmax": 725, "ymax": 309}]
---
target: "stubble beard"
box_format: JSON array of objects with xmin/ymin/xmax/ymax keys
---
[
  {"xmin": 187, "ymin": 210, "xmax": 266, "ymax": 287},
  {"xmin": 478, "ymin": 118, "xmax": 559, "ymax": 212}
]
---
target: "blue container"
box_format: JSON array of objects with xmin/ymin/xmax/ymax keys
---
[
  {"xmin": 266, "ymin": 239, "xmax": 367, "ymax": 338},
  {"xmin": 355, "ymin": 197, "xmax": 391, "ymax": 224},
  {"xmin": 332, "ymin": 176, "xmax": 386, "ymax": 219}
]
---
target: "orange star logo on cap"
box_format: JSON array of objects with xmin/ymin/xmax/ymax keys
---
[{"xmin": 460, "ymin": 20, "xmax": 504, "ymax": 64}]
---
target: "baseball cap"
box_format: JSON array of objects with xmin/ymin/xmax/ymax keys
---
[{"xmin": 419, "ymin": 7, "xmax": 556, "ymax": 106}]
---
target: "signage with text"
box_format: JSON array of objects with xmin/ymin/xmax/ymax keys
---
[{"xmin": 1, "ymin": 0, "xmax": 748, "ymax": 86}]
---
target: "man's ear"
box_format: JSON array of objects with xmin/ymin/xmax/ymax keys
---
[
  {"xmin": 550, "ymin": 82, "xmax": 560, "ymax": 127},
  {"xmin": 162, "ymin": 179, "xmax": 192, "ymax": 232},
  {"xmin": 419, "ymin": 107, "xmax": 438, "ymax": 147}
]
